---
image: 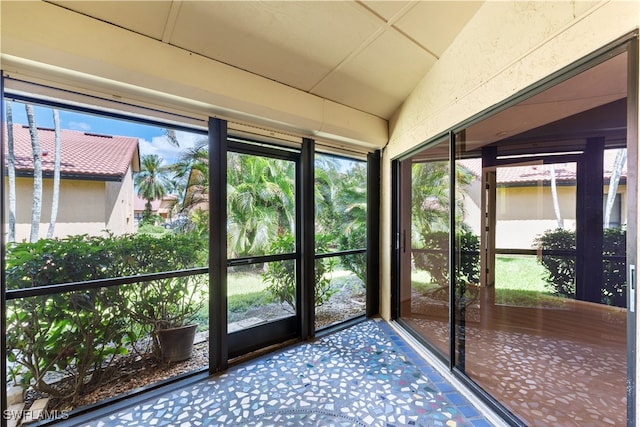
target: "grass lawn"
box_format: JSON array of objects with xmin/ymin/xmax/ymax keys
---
[
  {"xmin": 411, "ymin": 255, "xmax": 562, "ymax": 307},
  {"xmin": 227, "ymin": 272, "xmax": 275, "ymax": 313},
  {"xmin": 494, "ymin": 255, "xmax": 548, "ymax": 292}
]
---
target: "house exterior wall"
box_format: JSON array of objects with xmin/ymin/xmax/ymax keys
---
[
  {"xmin": 463, "ymin": 180, "xmax": 628, "ymax": 249},
  {"xmin": 105, "ymin": 166, "xmax": 135, "ymax": 235},
  {"xmin": 4, "ymin": 175, "xmax": 134, "ymax": 242},
  {"xmin": 381, "ymin": 1, "xmax": 640, "ymax": 322},
  {"xmin": 496, "ymin": 185, "xmax": 577, "ymax": 249}
]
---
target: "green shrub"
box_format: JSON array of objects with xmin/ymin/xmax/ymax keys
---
[
  {"xmin": 533, "ymin": 228, "xmax": 576, "ymax": 298},
  {"xmin": 533, "ymin": 227, "xmax": 626, "ymax": 306},
  {"xmin": 263, "ymin": 233, "xmax": 336, "ymax": 309},
  {"xmin": 413, "ymin": 230, "xmax": 480, "ymax": 288},
  {"xmin": 5, "ymin": 231, "xmax": 207, "ymax": 401}
]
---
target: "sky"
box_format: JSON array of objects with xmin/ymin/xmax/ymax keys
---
[{"xmin": 6, "ymin": 101, "xmax": 204, "ymax": 165}]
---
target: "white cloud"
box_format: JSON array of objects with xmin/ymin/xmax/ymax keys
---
[
  {"xmin": 138, "ymin": 130, "xmax": 207, "ymax": 164},
  {"xmin": 67, "ymin": 121, "xmax": 92, "ymax": 131}
]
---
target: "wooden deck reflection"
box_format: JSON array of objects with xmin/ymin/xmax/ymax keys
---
[{"xmin": 403, "ymin": 289, "xmax": 627, "ymax": 426}]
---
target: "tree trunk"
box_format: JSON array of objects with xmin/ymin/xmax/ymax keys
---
[
  {"xmin": 47, "ymin": 109, "xmax": 62, "ymax": 238},
  {"xmin": 604, "ymin": 149, "xmax": 627, "ymax": 228},
  {"xmin": 6, "ymin": 101, "xmax": 17, "ymax": 242},
  {"xmin": 25, "ymin": 104, "xmax": 42, "ymax": 243},
  {"xmin": 550, "ymin": 164, "xmax": 563, "ymax": 228}
]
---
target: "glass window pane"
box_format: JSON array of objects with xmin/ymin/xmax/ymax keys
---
[
  {"xmin": 399, "ymin": 138, "xmax": 451, "ymax": 358},
  {"xmin": 7, "ymin": 274, "xmax": 209, "ymax": 412},
  {"xmin": 314, "ymin": 154, "xmax": 367, "ymax": 253},
  {"xmin": 3, "ymin": 98, "xmax": 210, "ymax": 413},
  {"xmin": 4, "ymin": 101, "xmax": 210, "ymax": 277},
  {"xmin": 452, "ymin": 52, "xmax": 628, "ymax": 425}
]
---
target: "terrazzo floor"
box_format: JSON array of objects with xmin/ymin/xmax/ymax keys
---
[
  {"xmin": 405, "ymin": 316, "xmax": 627, "ymax": 426},
  {"xmin": 66, "ymin": 320, "xmax": 494, "ymax": 427}
]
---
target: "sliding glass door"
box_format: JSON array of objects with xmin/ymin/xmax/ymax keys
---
[
  {"xmin": 397, "ymin": 137, "xmax": 452, "ymax": 360},
  {"xmin": 396, "ymin": 43, "xmax": 636, "ymax": 426}
]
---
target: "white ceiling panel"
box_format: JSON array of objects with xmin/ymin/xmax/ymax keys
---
[
  {"xmin": 50, "ymin": 1, "xmax": 174, "ymax": 40},
  {"xmin": 169, "ymin": 1, "xmax": 381, "ymax": 92},
  {"xmin": 359, "ymin": 1, "xmax": 415, "ymax": 22},
  {"xmin": 313, "ymin": 28, "xmax": 437, "ymax": 118},
  {"xmin": 395, "ymin": 1, "xmax": 484, "ymax": 57},
  {"xmin": 45, "ymin": 1, "xmax": 485, "ymax": 120}
]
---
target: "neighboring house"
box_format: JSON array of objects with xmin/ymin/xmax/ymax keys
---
[
  {"xmin": 3, "ymin": 124, "xmax": 140, "ymax": 242},
  {"xmin": 134, "ymin": 193, "xmax": 178, "ymax": 226},
  {"xmin": 459, "ymin": 149, "xmax": 627, "ymax": 249}
]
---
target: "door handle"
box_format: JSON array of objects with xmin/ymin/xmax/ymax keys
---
[{"xmin": 630, "ymin": 264, "xmax": 635, "ymax": 313}]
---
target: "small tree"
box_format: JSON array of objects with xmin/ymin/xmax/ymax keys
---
[{"xmin": 263, "ymin": 233, "xmax": 336, "ymax": 310}]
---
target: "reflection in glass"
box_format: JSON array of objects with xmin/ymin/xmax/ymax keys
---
[
  {"xmin": 451, "ymin": 54, "xmax": 628, "ymax": 425},
  {"xmin": 398, "ymin": 138, "xmax": 452, "ymax": 358},
  {"xmin": 396, "ymin": 52, "xmax": 630, "ymax": 426}
]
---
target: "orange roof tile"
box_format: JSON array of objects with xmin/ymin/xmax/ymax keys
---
[{"xmin": 4, "ymin": 124, "xmax": 140, "ymax": 181}]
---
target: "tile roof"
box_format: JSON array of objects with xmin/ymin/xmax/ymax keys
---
[
  {"xmin": 4, "ymin": 124, "xmax": 139, "ymax": 180},
  {"xmin": 458, "ymin": 150, "xmax": 627, "ymax": 185}
]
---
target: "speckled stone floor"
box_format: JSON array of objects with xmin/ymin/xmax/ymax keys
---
[{"xmin": 67, "ymin": 320, "xmax": 494, "ymax": 427}]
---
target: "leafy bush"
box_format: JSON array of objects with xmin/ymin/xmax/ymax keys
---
[
  {"xmin": 413, "ymin": 230, "xmax": 480, "ymax": 289},
  {"xmin": 533, "ymin": 228, "xmax": 576, "ymax": 298},
  {"xmin": 338, "ymin": 230, "xmax": 366, "ymax": 287},
  {"xmin": 263, "ymin": 233, "xmax": 336, "ymax": 309},
  {"xmin": 533, "ymin": 227, "xmax": 626, "ymax": 306},
  {"xmin": 5, "ymin": 235, "xmax": 132, "ymax": 401},
  {"xmin": 602, "ymin": 228, "xmax": 627, "ymax": 306},
  {"xmin": 5, "ymin": 231, "xmax": 207, "ymax": 401}
]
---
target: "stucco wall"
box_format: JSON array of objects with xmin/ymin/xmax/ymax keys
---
[
  {"xmin": 380, "ymin": 1, "xmax": 640, "ymax": 320},
  {"xmin": 105, "ymin": 166, "xmax": 136, "ymax": 235},
  {"xmin": 4, "ymin": 176, "xmax": 134, "ymax": 241}
]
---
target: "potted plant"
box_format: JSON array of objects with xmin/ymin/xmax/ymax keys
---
[
  {"xmin": 126, "ymin": 275, "xmax": 206, "ymax": 362},
  {"xmin": 119, "ymin": 231, "xmax": 208, "ymax": 363}
]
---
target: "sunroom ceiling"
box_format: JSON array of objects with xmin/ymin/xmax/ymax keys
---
[{"xmin": 47, "ymin": 0, "xmax": 484, "ymax": 120}]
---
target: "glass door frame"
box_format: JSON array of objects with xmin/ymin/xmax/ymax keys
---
[
  {"xmin": 209, "ymin": 118, "xmax": 309, "ymax": 368},
  {"xmin": 391, "ymin": 33, "xmax": 638, "ymax": 425},
  {"xmin": 226, "ymin": 141, "xmax": 301, "ymax": 358}
]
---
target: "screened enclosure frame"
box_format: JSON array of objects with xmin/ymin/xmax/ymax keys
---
[{"xmin": 0, "ymin": 80, "xmax": 380, "ymax": 425}]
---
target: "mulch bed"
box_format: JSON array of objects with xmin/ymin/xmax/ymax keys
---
[{"xmin": 24, "ymin": 290, "xmax": 365, "ymax": 413}]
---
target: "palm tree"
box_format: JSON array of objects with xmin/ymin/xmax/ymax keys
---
[
  {"xmin": 25, "ymin": 104, "xmax": 42, "ymax": 243},
  {"xmin": 411, "ymin": 160, "xmax": 450, "ymax": 239},
  {"xmin": 314, "ymin": 155, "xmax": 341, "ymax": 246},
  {"xmin": 5, "ymin": 101, "xmax": 16, "ymax": 242},
  {"xmin": 172, "ymin": 139, "xmax": 209, "ymax": 213},
  {"xmin": 47, "ymin": 109, "xmax": 62, "ymax": 238},
  {"xmin": 135, "ymin": 154, "xmax": 171, "ymax": 225},
  {"xmin": 227, "ymin": 153, "xmax": 295, "ymax": 258}
]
